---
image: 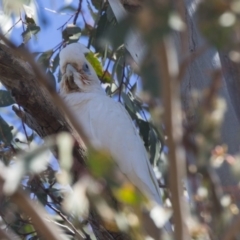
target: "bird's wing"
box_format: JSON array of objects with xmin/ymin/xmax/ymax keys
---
[{"xmin": 84, "ymin": 94, "xmax": 162, "ymax": 204}]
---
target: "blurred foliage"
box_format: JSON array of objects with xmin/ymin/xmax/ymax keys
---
[{"xmin": 0, "ymin": 0, "xmax": 240, "ymax": 240}]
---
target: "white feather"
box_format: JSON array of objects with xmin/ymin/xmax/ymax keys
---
[{"xmin": 60, "ymin": 43, "xmax": 163, "ymax": 205}]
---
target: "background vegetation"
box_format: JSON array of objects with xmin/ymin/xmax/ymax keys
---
[{"xmin": 0, "ymin": 0, "xmax": 240, "ymax": 239}]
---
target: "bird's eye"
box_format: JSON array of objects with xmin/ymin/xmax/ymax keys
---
[{"xmin": 83, "ymin": 63, "xmax": 91, "ymax": 74}]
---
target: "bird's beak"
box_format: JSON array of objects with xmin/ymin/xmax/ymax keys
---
[{"xmin": 63, "ymin": 64, "xmax": 80, "ymax": 92}]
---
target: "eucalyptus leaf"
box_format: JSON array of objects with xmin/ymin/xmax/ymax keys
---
[
  {"xmin": 22, "ymin": 24, "xmax": 40, "ymax": 43},
  {"xmin": 58, "ymin": 5, "xmax": 77, "ymax": 12},
  {"xmin": 85, "ymin": 51, "xmax": 112, "ymax": 83},
  {"xmin": 103, "ymin": 17, "xmax": 131, "ymax": 50},
  {"xmin": 122, "ymin": 92, "xmax": 136, "ymax": 119},
  {"xmin": 91, "ymin": 0, "xmax": 102, "ymax": 10},
  {"xmin": 0, "ymin": 90, "xmax": 15, "ymax": 107},
  {"xmin": 87, "ymin": 0, "xmax": 97, "ymax": 20},
  {"xmin": 137, "ymin": 119, "xmax": 150, "ymax": 148},
  {"xmin": 38, "ymin": 50, "xmax": 53, "ymax": 69},
  {"xmin": 95, "ymin": 11, "xmax": 112, "ymax": 51},
  {"xmin": 106, "ymin": 5, "xmax": 115, "ymax": 22},
  {"xmin": 52, "ymin": 53, "xmax": 59, "ymax": 73},
  {"xmin": 62, "ymin": 25, "xmax": 81, "ymax": 43},
  {"xmin": 149, "ymin": 127, "xmax": 162, "ymax": 166}
]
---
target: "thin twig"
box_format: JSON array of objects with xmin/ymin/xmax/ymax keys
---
[
  {"xmin": 57, "ymin": 14, "xmax": 75, "ymax": 30},
  {"xmin": 4, "ymin": 19, "xmax": 21, "ymax": 36},
  {"xmin": 73, "ymin": 0, "xmax": 83, "ymax": 25},
  {"xmin": 174, "ymin": 0, "xmax": 188, "ymax": 56},
  {"xmin": 10, "ymin": 190, "xmax": 65, "ymax": 240},
  {"xmin": 46, "ymin": 203, "xmax": 84, "ymax": 240}
]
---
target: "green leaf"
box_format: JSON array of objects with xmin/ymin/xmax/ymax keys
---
[
  {"xmin": 0, "ymin": 115, "xmax": 13, "ymax": 145},
  {"xmin": 113, "ymin": 183, "xmax": 144, "ymax": 205},
  {"xmin": 137, "ymin": 119, "xmax": 150, "ymax": 148},
  {"xmin": 87, "ymin": 149, "xmax": 114, "ymax": 177},
  {"xmin": 87, "ymin": 0, "xmax": 97, "ymax": 20},
  {"xmin": 141, "ymin": 57, "xmax": 160, "ymax": 97},
  {"xmin": 28, "ymin": 132, "xmax": 35, "ymax": 143},
  {"xmin": 96, "ymin": 11, "xmax": 109, "ymax": 37},
  {"xmin": 104, "ymin": 17, "xmax": 131, "ymax": 50},
  {"xmin": 94, "ymin": 11, "xmax": 112, "ymax": 51},
  {"xmin": 37, "ymin": 50, "xmax": 53, "ymax": 69},
  {"xmin": 106, "ymin": 5, "xmax": 115, "ymax": 22},
  {"xmin": 91, "ymin": 0, "xmax": 102, "ymax": 10},
  {"xmin": 130, "ymin": 82, "xmax": 137, "ymax": 95},
  {"xmin": 23, "ymin": 224, "xmax": 35, "ymax": 235},
  {"xmin": 85, "ymin": 51, "xmax": 112, "ymax": 83},
  {"xmin": 0, "ymin": 90, "xmax": 15, "ymax": 107},
  {"xmin": 22, "ymin": 24, "xmax": 40, "ymax": 43},
  {"xmin": 198, "ymin": 1, "xmax": 234, "ymax": 49},
  {"xmin": 121, "ymin": 92, "xmax": 136, "ymax": 119},
  {"xmin": 149, "ymin": 127, "xmax": 162, "ymax": 166},
  {"xmin": 62, "ymin": 25, "xmax": 81, "ymax": 43}
]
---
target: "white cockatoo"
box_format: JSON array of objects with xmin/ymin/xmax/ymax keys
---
[{"xmin": 59, "ymin": 43, "xmax": 163, "ymax": 205}]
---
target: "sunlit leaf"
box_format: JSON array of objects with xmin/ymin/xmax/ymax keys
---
[
  {"xmin": 0, "ymin": 90, "xmax": 15, "ymax": 107},
  {"xmin": 23, "ymin": 224, "xmax": 35, "ymax": 235},
  {"xmin": 87, "ymin": 149, "xmax": 114, "ymax": 177},
  {"xmin": 113, "ymin": 183, "xmax": 144, "ymax": 205},
  {"xmin": 85, "ymin": 51, "xmax": 112, "ymax": 83}
]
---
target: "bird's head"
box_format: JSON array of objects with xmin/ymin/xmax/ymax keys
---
[{"xmin": 59, "ymin": 43, "xmax": 101, "ymax": 94}]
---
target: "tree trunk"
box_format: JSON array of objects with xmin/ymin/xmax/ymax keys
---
[
  {"xmin": 0, "ymin": 44, "xmax": 130, "ymax": 240},
  {"xmin": 183, "ymin": 0, "xmax": 240, "ymax": 192},
  {"xmin": 110, "ymin": 0, "xmax": 240, "ymax": 199}
]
